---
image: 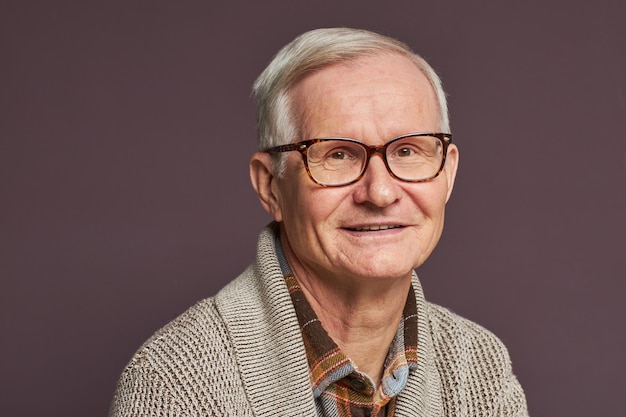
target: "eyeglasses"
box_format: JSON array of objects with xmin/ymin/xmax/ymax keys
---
[{"xmin": 265, "ymin": 132, "xmax": 453, "ymax": 187}]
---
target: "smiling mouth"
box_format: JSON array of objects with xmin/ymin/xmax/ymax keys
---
[{"xmin": 346, "ymin": 225, "xmax": 404, "ymax": 232}]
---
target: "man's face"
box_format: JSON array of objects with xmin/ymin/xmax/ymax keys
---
[{"xmin": 257, "ymin": 53, "xmax": 458, "ymax": 286}]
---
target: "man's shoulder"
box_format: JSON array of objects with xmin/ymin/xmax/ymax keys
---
[
  {"xmin": 132, "ymin": 265, "xmax": 259, "ymax": 359},
  {"xmin": 425, "ymin": 302, "xmax": 508, "ymax": 351},
  {"xmin": 128, "ymin": 296, "xmax": 229, "ymax": 366},
  {"xmin": 425, "ymin": 301, "xmax": 513, "ymax": 369},
  {"xmin": 124, "ymin": 263, "xmax": 264, "ymax": 368},
  {"xmin": 423, "ymin": 302, "xmax": 528, "ymax": 416},
  {"xmin": 110, "ymin": 294, "xmax": 255, "ymax": 416}
]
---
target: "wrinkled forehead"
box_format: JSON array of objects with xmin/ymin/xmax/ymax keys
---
[{"xmin": 288, "ymin": 53, "xmax": 440, "ymax": 139}]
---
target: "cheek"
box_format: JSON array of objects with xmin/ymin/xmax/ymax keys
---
[
  {"xmin": 277, "ymin": 180, "xmax": 322, "ymax": 231},
  {"xmin": 429, "ymin": 189, "xmax": 449, "ymax": 216},
  {"xmin": 294, "ymin": 188, "xmax": 345, "ymax": 227},
  {"xmin": 409, "ymin": 182, "xmax": 449, "ymax": 221},
  {"xmin": 281, "ymin": 186, "xmax": 352, "ymax": 250}
]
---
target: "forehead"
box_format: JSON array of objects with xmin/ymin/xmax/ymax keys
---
[{"xmin": 289, "ymin": 53, "xmax": 440, "ymax": 139}]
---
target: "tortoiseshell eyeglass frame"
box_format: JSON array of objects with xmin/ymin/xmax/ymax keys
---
[{"xmin": 264, "ymin": 132, "xmax": 453, "ymax": 187}]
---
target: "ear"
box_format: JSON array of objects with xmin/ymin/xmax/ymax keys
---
[
  {"xmin": 443, "ymin": 144, "xmax": 459, "ymax": 203},
  {"xmin": 250, "ymin": 152, "xmax": 284, "ymax": 222}
]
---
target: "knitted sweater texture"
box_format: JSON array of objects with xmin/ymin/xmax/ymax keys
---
[{"xmin": 110, "ymin": 226, "xmax": 528, "ymax": 416}]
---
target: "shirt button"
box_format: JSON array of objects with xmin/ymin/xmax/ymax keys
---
[{"xmin": 350, "ymin": 378, "xmax": 367, "ymax": 391}]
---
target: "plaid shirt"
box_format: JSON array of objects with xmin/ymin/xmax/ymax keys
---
[{"xmin": 276, "ymin": 239, "xmax": 419, "ymax": 417}]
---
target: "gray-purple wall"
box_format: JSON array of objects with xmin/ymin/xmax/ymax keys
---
[{"xmin": 2, "ymin": 1, "xmax": 624, "ymax": 416}]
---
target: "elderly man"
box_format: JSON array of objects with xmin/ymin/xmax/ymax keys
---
[{"xmin": 110, "ymin": 28, "xmax": 528, "ymax": 416}]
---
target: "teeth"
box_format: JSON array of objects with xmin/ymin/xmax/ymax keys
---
[{"xmin": 351, "ymin": 225, "xmax": 400, "ymax": 231}]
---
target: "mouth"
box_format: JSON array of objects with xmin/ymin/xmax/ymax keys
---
[{"xmin": 345, "ymin": 224, "xmax": 404, "ymax": 232}]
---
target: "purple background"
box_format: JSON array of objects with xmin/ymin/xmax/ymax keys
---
[{"xmin": 1, "ymin": 1, "xmax": 625, "ymax": 416}]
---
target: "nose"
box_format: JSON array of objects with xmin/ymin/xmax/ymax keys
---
[{"xmin": 352, "ymin": 153, "xmax": 402, "ymax": 207}]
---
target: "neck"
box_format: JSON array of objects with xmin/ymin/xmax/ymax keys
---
[
  {"xmin": 300, "ymin": 281, "xmax": 409, "ymax": 383},
  {"xmin": 281, "ymin": 234, "xmax": 412, "ymax": 383}
]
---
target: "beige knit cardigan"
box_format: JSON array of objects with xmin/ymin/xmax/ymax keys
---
[{"xmin": 110, "ymin": 226, "xmax": 529, "ymax": 416}]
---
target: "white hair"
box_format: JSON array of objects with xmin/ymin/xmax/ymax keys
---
[{"xmin": 252, "ymin": 27, "xmax": 450, "ymax": 174}]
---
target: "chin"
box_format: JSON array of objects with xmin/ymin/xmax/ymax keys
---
[{"xmin": 347, "ymin": 258, "xmax": 416, "ymax": 281}]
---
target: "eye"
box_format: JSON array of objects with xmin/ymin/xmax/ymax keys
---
[
  {"xmin": 396, "ymin": 147, "xmax": 416, "ymax": 157},
  {"xmin": 329, "ymin": 150, "xmax": 351, "ymax": 160},
  {"xmin": 308, "ymin": 140, "xmax": 364, "ymax": 167},
  {"xmin": 322, "ymin": 144, "xmax": 360, "ymax": 161},
  {"xmin": 391, "ymin": 144, "xmax": 423, "ymax": 158}
]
